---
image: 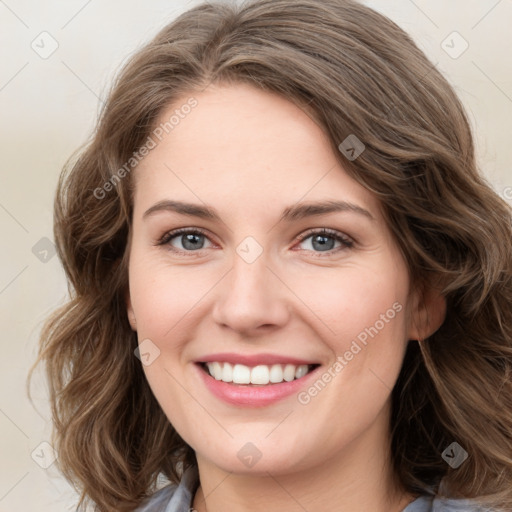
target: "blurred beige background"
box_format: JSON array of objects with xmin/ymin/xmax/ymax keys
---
[{"xmin": 0, "ymin": 0, "xmax": 511, "ymax": 510}]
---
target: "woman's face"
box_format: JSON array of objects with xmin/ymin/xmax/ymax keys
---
[{"xmin": 126, "ymin": 83, "xmax": 442, "ymax": 475}]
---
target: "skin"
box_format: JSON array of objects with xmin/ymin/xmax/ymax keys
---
[{"xmin": 125, "ymin": 83, "xmax": 446, "ymax": 512}]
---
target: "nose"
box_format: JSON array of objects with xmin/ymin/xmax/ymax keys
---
[{"xmin": 211, "ymin": 249, "xmax": 291, "ymax": 336}]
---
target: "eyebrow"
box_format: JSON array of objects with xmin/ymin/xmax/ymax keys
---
[{"xmin": 142, "ymin": 199, "xmax": 374, "ymax": 222}]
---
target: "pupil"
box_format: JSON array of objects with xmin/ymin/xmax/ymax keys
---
[
  {"xmin": 183, "ymin": 233, "xmax": 203, "ymax": 250},
  {"xmin": 313, "ymin": 235, "xmax": 334, "ymax": 251}
]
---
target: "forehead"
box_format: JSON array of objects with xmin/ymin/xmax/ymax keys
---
[{"xmin": 132, "ymin": 83, "xmax": 380, "ymax": 218}]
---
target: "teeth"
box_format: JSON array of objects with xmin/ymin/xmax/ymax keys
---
[
  {"xmin": 205, "ymin": 362, "xmax": 311, "ymax": 384},
  {"xmin": 283, "ymin": 364, "xmax": 296, "ymax": 382},
  {"xmin": 251, "ymin": 365, "xmax": 270, "ymax": 385},
  {"xmin": 211, "ymin": 361, "xmax": 223, "ymax": 380},
  {"xmin": 269, "ymin": 364, "xmax": 283, "ymax": 383},
  {"xmin": 295, "ymin": 365, "xmax": 308, "ymax": 379},
  {"xmin": 221, "ymin": 362, "xmax": 233, "ymax": 382},
  {"xmin": 232, "ymin": 364, "xmax": 251, "ymax": 384}
]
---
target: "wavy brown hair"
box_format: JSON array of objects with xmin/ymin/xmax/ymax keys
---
[{"xmin": 28, "ymin": 0, "xmax": 512, "ymax": 510}]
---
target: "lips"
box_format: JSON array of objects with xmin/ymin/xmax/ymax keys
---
[
  {"xmin": 198, "ymin": 352, "xmax": 318, "ymax": 367},
  {"xmin": 194, "ymin": 353, "xmax": 321, "ymax": 406}
]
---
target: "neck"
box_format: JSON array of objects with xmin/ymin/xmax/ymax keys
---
[{"xmin": 192, "ymin": 406, "xmax": 416, "ymax": 512}]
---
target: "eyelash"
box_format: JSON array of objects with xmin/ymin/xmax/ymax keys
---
[{"xmin": 156, "ymin": 227, "xmax": 354, "ymax": 257}]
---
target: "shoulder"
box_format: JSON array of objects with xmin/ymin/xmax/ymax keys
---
[
  {"xmin": 432, "ymin": 497, "xmax": 497, "ymax": 512},
  {"xmin": 405, "ymin": 495, "xmax": 498, "ymax": 512},
  {"xmin": 135, "ymin": 484, "xmax": 179, "ymax": 512},
  {"xmin": 134, "ymin": 465, "xmax": 199, "ymax": 512}
]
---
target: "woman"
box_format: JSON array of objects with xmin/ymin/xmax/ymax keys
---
[{"xmin": 31, "ymin": 0, "xmax": 512, "ymax": 511}]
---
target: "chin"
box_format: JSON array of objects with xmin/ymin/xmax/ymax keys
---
[{"xmin": 194, "ymin": 435, "xmax": 319, "ymax": 476}]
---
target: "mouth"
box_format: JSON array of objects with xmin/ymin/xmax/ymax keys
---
[
  {"xmin": 194, "ymin": 353, "xmax": 322, "ymax": 406},
  {"xmin": 198, "ymin": 361, "xmax": 320, "ymax": 386}
]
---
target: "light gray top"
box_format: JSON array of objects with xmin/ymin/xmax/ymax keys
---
[{"xmin": 134, "ymin": 465, "xmax": 494, "ymax": 512}]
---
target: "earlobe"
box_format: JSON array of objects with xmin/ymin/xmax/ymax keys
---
[
  {"xmin": 408, "ymin": 285, "xmax": 447, "ymax": 341},
  {"xmin": 125, "ymin": 290, "xmax": 137, "ymax": 331}
]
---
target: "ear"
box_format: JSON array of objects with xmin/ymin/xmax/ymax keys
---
[
  {"xmin": 408, "ymin": 282, "xmax": 446, "ymax": 341},
  {"xmin": 125, "ymin": 288, "xmax": 137, "ymax": 331}
]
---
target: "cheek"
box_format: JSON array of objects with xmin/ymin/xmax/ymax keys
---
[
  {"xmin": 290, "ymin": 261, "xmax": 409, "ymax": 344},
  {"xmin": 291, "ymin": 260, "xmax": 411, "ymax": 406},
  {"xmin": 128, "ymin": 254, "xmax": 214, "ymax": 341},
  {"xmin": 128, "ymin": 256, "xmax": 203, "ymax": 428}
]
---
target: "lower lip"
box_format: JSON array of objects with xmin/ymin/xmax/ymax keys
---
[{"xmin": 195, "ymin": 364, "xmax": 320, "ymax": 407}]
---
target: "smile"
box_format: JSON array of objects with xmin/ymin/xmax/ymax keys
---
[
  {"xmin": 202, "ymin": 362, "xmax": 318, "ymax": 385},
  {"xmin": 195, "ymin": 355, "xmax": 322, "ymax": 407}
]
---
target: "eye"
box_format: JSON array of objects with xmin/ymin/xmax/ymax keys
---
[
  {"xmin": 156, "ymin": 227, "xmax": 354, "ymax": 256},
  {"xmin": 294, "ymin": 228, "xmax": 354, "ymax": 255},
  {"xmin": 157, "ymin": 228, "xmax": 214, "ymax": 252}
]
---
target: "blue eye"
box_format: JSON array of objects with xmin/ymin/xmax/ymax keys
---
[
  {"xmin": 158, "ymin": 228, "xmax": 212, "ymax": 252},
  {"xmin": 295, "ymin": 228, "xmax": 354, "ymax": 254},
  {"xmin": 156, "ymin": 227, "xmax": 353, "ymax": 255}
]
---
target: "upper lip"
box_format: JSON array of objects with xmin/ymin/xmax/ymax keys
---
[{"xmin": 196, "ymin": 352, "xmax": 319, "ymax": 367}]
